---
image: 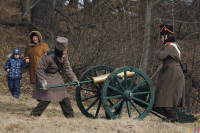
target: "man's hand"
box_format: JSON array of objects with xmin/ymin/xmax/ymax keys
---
[
  {"xmin": 72, "ymin": 79, "xmax": 80, "ymax": 86},
  {"xmin": 41, "ymin": 80, "xmax": 48, "ymax": 90},
  {"xmin": 7, "ymin": 69, "xmax": 10, "ymax": 72}
]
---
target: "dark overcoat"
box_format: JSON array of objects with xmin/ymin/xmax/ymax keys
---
[
  {"xmin": 154, "ymin": 42, "xmax": 185, "ymax": 108},
  {"xmin": 32, "ymin": 52, "xmax": 77, "ymax": 102}
]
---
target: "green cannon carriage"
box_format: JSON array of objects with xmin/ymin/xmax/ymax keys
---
[{"xmin": 47, "ymin": 65, "xmax": 194, "ymax": 122}]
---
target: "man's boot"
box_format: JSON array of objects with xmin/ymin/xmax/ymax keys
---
[
  {"xmin": 60, "ymin": 97, "xmax": 74, "ymax": 118},
  {"xmin": 30, "ymin": 100, "xmax": 50, "ymax": 116},
  {"xmin": 162, "ymin": 107, "xmax": 178, "ymax": 123}
]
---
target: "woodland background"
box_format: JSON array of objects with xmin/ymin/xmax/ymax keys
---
[{"xmin": 0, "ymin": 0, "xmax": 200, "ymax": 132}]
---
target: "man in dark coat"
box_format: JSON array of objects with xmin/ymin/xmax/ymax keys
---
[
  {"xmin": 153, "ymin": 24, "xmax": 185, "ymax": 122},
  {"xmin": 30, "ymin": 37, "xmax": 79, "ymax": 118}
]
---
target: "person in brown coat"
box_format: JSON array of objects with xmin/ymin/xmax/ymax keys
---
[
  {"xmin": 30, "ymin": 37, "xmax": 79, "ymax": 118},
  {"xmin": 25, "ymin": 31, "xmax": 50, "ymax": 84},
  {"xmin": 153, "ymin": 24, "xmax": 185, "ymax": 122}
]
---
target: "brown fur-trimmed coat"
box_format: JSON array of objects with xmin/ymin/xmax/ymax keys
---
[{"xmin": 25, "ymin": 31, "xmax": 50, "ymax": 84}]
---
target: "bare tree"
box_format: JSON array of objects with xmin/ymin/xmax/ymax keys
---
[
  {"xmin": 22, "ymin": 0, "xmax": 66, "ymax": 48},
  {"xmin": 140, "ymin": 0, "xmax": 162, "ymax": 73},
  {"xmin": 69, "ymin": 0, "xmax": 79, "ymax": 9},
  {"xmin": 18, "ymin": 0, "xmax": 200, "ymax": 112}
]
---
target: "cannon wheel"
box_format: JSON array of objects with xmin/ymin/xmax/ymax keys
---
[
  {"xmin": 102, "ymin": 67, "xmax": 154, "ymax": 120},
  {"xmin": 76, "ymin": 65, "xmax": 114, "ymax": 118}
]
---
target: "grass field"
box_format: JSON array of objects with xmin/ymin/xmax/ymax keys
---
[{"xmin": 0, "ymin": 80, "xmax": 199, "ymax": 133}]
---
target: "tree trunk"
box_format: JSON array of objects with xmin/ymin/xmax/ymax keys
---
[
  {"xmin": 84, "ymin": 0, "xmax": 89, "ymax": 7},
  {"xmin": 141, "ymin": 0, "xmax": 153, "ymax": 73},
  {"xmin": 30, "ymin": 0, "xmax": 58, "ymax": 49},
  {"xmin": 20, "ymin": 0, "xmax": 28, "ymax": 13},
  {"xmin": 83, "ymin": 0, "xmax": 90, "ymax": 15},
  {"xmin": 69, "ymin": 0, "xmax": 78, "ymax": 9}
]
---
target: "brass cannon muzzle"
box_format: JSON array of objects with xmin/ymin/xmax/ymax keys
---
[{"xmin": 92, "ymin": 71, "xmax": 135, "ymax": 84}]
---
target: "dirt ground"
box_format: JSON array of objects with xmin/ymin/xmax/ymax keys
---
[{"xmin": 0, "ymin": 80, "xmax": 199, "ymax": 133}]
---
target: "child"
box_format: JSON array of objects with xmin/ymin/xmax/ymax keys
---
[{"xmin": 5, "ymin": 49, "xmax": 29, "ymax": 98}]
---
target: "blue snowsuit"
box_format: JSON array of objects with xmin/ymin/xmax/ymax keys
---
[{"xmin": 5, "ymin": 54, "xmax": 28, "ymax": 98}]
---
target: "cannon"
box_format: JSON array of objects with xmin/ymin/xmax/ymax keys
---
[
  {"xmin": 46, "ymin": 65, "xmax": 194, "ymax": 122},
  {"xmin": 75, "ymin": 65, "xmax": 154, "ymax": 120}
]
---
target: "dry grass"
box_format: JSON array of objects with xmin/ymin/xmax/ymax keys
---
[{"xmin": 0, "ymin": 85, "xmax": 199, "ymax": 133}]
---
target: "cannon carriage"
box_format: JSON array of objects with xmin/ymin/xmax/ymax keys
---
[
  {"xmin": 46, "ymin": 65, "xmax": 194, "ymax": 122},
  {"xmin": 76, "ymin": 65, "xmax": 155, "ymax": 120}
]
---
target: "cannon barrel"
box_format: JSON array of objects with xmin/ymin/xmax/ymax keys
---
[
  {"xmin": 92, "ymin": 71, "xmax": 135, "ymax": 84},
  {"xmin": 42, "ymin": 71, "xmax": 135, "ymax": 89}
]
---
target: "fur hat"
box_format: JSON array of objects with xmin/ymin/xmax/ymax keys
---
[
  {"xmin": 55, "ymin": 37, "xmax": 68, "ymax": 51},
  {"xmin": 159, "ymin": 24, "xmax": 174, "ymax": 37},
  {"xmin": 28, "ymin": 31, "xmax": 42, "ymax": 46}
]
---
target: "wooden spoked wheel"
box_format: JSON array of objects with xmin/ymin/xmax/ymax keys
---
[
  {"xmin": 76, "ymin": 66, "xmax": 114, "ymax": 118},
  {"xmin": 102, "ymin": 67, "xmax": 154, "ymax": 120}
]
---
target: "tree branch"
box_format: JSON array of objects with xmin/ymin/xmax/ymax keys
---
[
  {"xmin": 0, "ymin": 20, "xmax": 24, "ymax": 26},
  {"xmin": 152, "ymin": 0, "xmax": 163, "ymax": 7},
  {"xmin": 54, "ymin": 6, "xmax": 71, "ymax": 23},
  {"xmin": 22, "ymin": 0, "xmax": 42, "ymax": 19},
  {"xmin": 153, "ymin": 18, "xmax": 199, "ymax": 24},
  {"xmin": 22, "ymin": 17, "xmax": 50, "ymax": 33}
]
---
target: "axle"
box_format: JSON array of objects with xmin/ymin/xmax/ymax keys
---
[{"xmin": 40, "ymin": 80, "xmax": 92, "ymax": 90}]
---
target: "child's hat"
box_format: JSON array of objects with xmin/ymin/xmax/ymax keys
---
[{"xmin": 13, "ymin": 49, "xmax": 21, "ymax": 55}]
